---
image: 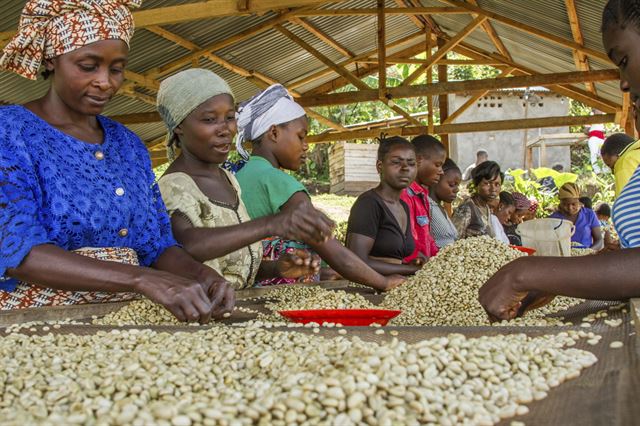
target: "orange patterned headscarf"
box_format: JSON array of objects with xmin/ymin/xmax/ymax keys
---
[{"xmin": 0, "ymin": 0, "xmax": 141, "ymax": 80}]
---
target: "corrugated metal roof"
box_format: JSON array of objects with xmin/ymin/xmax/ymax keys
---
[{"xmin": 0, "ymin": 0, "xmax": 622, "ymax": 144}]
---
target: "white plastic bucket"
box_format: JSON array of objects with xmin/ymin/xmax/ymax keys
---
[{"xmin": 516, "ymin": 218, "xmax": 575, "ymax": 257}]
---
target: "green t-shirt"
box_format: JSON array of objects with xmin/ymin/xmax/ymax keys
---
[{"xmin": 235, "ymin": 156, "xmax": 308, "ymax": 219}]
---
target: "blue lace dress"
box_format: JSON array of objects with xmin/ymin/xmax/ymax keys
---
[{"xmin": 0, "ymin": 105, "xmax": 177, "ymax": 292}]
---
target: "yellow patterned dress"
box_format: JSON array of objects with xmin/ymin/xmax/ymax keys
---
[{"xmin": 159, "ymin": 171, "xmax": 262, "ymax": 289}]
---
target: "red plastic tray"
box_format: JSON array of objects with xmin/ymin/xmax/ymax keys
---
[
  {"xmin": 510, "ymin": 245, "xmax": 536, "ymax": 256},
  {"xmin": 278, "ymin": 309, "xmax": 402, "ymax": 326}
]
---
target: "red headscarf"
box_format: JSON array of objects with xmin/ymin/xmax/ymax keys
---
[{"xmin": 0, "ymin": 0, "xmax": 141, "ymax": 80}]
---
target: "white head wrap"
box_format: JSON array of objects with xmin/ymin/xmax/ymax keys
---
[{"xmin": 236, "ymin": 84, "xmax": 306, "ymax": 160}]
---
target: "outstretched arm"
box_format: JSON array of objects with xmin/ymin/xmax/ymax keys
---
[
  {"xmin": 478, "ymin": 249, "xmax": 640, "ymax": 321},
  {"xmin": 346, "ymin": 232, "xmax": 420, "ymax": 276}
]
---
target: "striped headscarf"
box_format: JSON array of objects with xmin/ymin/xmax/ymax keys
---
[
  {"xmin": 512, "ymin": 192, "xmax": 532, "ymax": 211},
  {"xmin": 236, "ymin": 84, "xmax": 306, "ymax": 160},
  {"xmin": 0, "ymin": 0, "xmax": 141, "ymax": 80}
]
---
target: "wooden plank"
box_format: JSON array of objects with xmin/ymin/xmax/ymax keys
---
[
  {"xmin": 401, "ymin": 16, "xmax": 487, "ymax": 86},
  {"xmin": 377, "ymin": 0, "xmax": 387, "ymax": 101},
  {"xmin": 443, "ymin": 67, "xmax": 516, "ymax": 125},
  {"xmin": 297, "ymin": 69, "xmax": 620, "ymax": 107},
  {"xmin": 306, "ymin": 113, "xmax": 616, "ymax": 143},
  {"xmin": 292, "ymin": 7, "xmax": 469, "ymax": 16},
  {"xmin": 565, "ymin": 0, "xmax": 596, "ymax": 94},
  {"xmin": 0, "ymin": 301, "xmax": 133, "ymax": 327},
  {"xmin": 468, "ymin": 0, "xmax": 512, "ymax": 60},
  {"xmin": 437, "ymin": 38, "xmax": 450, "ymax": 151},
  {"xmin": 290, "ymin": 17, "xmax": 355, "ymax": 58}
]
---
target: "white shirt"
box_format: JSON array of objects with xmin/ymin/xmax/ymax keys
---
[{"xmin": 491, "ymin": 215, "xmax": 510, "ymax": 244}]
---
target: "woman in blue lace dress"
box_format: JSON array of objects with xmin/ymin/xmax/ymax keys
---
[{"xmin": 0, "ymin": 0, "xmax": 234, "ymax": 322}]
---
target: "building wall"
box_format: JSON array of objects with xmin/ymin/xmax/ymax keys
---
[{"xmin": 449, "ymin": 91, "xmax": 571, "ymax": 172}]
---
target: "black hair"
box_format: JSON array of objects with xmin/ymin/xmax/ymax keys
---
[
  {"xmin": 411, "ymin": 134, "xmax": 445, "ymax": 158},
  {"xmin": 601, "ymin": 133, "xmax": 635, "ymax": 156},
  {"xmin": 596, "ymin": 203, "xmax": 612, "ymax": 217},
  {"xmin": 442, "ymin": 158, "xmax": 461, "ymax": 175},
  {"xmin": 377, "ymin": 135, "xmax": 414, "ymax": 161},
  {"xmin": 476, "ymin": 149, "xmax": 488, "ymax": 158},
  {"xmin": 579, "ymin": 196, "xmax": 593, "ymax": 209},
  {"xmin": 499, "ymin": 191, "xmax": 515, "ymax": 207},
  {"xmin": 471, "ymin": 160, "xmax": 503, "ymax": 187},
  {"xmin": 41, "ymin": 69, "xmax": 53, "ymax": 80},
  {"xmin": 602, "ymin": 0, "xmax": 640, "ymax": 33}
]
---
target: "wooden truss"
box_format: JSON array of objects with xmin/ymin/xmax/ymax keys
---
[{"xmin": 1, "ymin": 0, "xmax": 627, "ymax": 165}]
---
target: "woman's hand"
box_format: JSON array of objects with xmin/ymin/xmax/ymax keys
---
[
  {"xmin": 273, "ymin": 197, "xmax": 335, "ymax": 245},
  {"xmin": 478, "ymin": 259, "xmax": 529, "ymax": 322},
  {"xmin": 276, "ymin": 249, "xmax": 321, "ymax": 279},
  {"xmin": 407, "ymin": 254, "xmax": 428, "ymax": 267},
  {"xmin": 134, "ymin": 268, "xmax": 234, "ymax": 323}
]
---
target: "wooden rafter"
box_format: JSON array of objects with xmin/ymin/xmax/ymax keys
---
[
  {"xmin": 377, "ymin": 0, "xmax": 386, "ymax": 101},
  {"xmin": 290, "ymin": 17, "xmax": 355, "ymax": 58},
  {"xmin": 356, "ymin": 59, "xmax": 503, "ymax": 65},
  {"xmin": 288, "ymin": 31, "xmax": 426, "ymax": 91},
  {"xmin": 564, "ymin": 0, "xmax": 596, "ymax": 94},
  {"xmin": 440, "ymin": 0, "xmax": 609, "ymax": 62},
  {"xmin": 426, "ymin": 29, "xmax": 434, "ymax": 134},
  {"xmin": 292, "ymin": 7, "xmax": 469, "ymax": 17},
  {"xmin": 442, "ymin": 67, "xmax": 516, "ymax": 125},
  {"xmin": 298, "ymin": 70, "xmax": 619, "ymax": 108},
  {"xmin": 453, "ymin": 42, "xmax": 621, "ymax": 113},
  {"xmin": 275, "ymin": 23, "xmax": 422, "ymax": 127},
  {"xmin": 467, "ymin": 0, "xmax": 512, "ymax": 61},
  {"xmin": 401, "ymin": 16, "xmax": 487, "ymax": 86},
  {"xmin": 305, "ymin": 114, "xmax": 616, "ymax": 143}
]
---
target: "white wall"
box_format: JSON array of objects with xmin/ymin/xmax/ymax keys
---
[{"xmin": 449, "ymin": 91, "xmax": 571, "ymax": 172}]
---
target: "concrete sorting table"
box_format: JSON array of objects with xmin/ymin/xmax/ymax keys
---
[{"xmin": 1, "ymin": 283, "xmax": 638, "ymax": 426}]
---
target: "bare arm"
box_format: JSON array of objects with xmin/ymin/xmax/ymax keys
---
[
  {"xmin": 590, "ymin": 226, "xmax": 604, "ymax": 251},
  {"xmin": 346, "ymin": 232, "xmax": 420, "ymax": 276},
  {"xmin": 478, "ymin": 249, "xmax": 640, "ymax": 321},
  {"xmin": 171, "ymin": 201, "xmax": 334, "ymax": 263},
  {"xmin": 283, "ymin": 193, "xmax": 404, "ymax": 291},
  {"xmin": 7, "ymin": 244, "xmax": 227, "ymax": 322}
]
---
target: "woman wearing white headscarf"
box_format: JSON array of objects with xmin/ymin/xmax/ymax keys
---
[
  {"xmin": 235, "ymin": 84, "xmax": 405, "ymax": 291},
  {"xmin": 156, "ymin": 69, "xmax": 334, "ymax": 289},
  {"xmin": 0, "ymin": 0, "xmax": 233, "ymax": 322}
]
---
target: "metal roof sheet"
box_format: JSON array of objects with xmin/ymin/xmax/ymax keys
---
[{"xmin": 0, "ymin": 0, "xmax": 622, "ymax": 144}]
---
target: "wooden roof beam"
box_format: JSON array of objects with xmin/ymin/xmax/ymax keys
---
[
  {"xmin": 290, "ymin": 17, "xmax": 355, "ymax": 58},
  {"xmin": 401, "ymin": 16, "xmax": 487, "ymax": 86},
  {"xmin": 306, "ymin": 113, "xmax": 616, "ymax": 143},
  {"xmin": 440, "ymin": 0, "xmax": 609, "ymax": 62},
  {"xmin": 297, "ymin": 69, "xmax": 619, "ymax": 107},
  {"xmin": 565, "ymin": 0, "xmax": 596, "ymax": 94},
  {"xmin": 467, "ymin": 0, "xmax": 512, "ymax": 61},
  {"xmin": 452, "ymin": 42, "xmax": 620, "ymax": 113},
  {"xmin": 357, "ymin": 58, "xmax": 503, "ymax": 65},
  {"xmin": 287, "ymin": 31, "xmax": 427, "ymax": 91},
  {"xmin": 442, "ymin": 67, "xmax": 517, "ymax": 125},
  {"xmin": 292, "ymin": 7, "xmax": 469, "ymax": 16}
]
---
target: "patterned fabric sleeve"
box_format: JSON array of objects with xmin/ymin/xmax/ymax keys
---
[
  {"xmin": 132, "ymin": 139, "xmax": 179, "ymax": 267},
  {"xmin": 0, "ymin": 132, "xmax": 51, "ymax": 289},
  {"xmin": 451, "ymin": 201, "xmax": 472, "ymax": 239},
  {"xmin": 158, "ymin": 174, "xmax": 204, "ymax": 227}
]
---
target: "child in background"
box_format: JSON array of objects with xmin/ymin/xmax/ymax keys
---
[
  {"xmin": 504, "ymin": 192, "xmax": 532, "ymax": 246},
  {"xmin": 600, "ymin": 133, "xmax": 640, "ymax": 196},
  {"xmin": 579, "ymin": 196, "xmax": 593, "ymax": 210},
  {"xmin": 490, "ymin": 192, "xmax": 515, "ymax": 245},
  {"xmin": 400, "ymin": 134, "xmax": 446, "ymax": 262},
  {"xmin": 234, "ymin": 84, "xmax": 404, "ymax": 291},
  {"xmin": 428, "ymin": 159, "xmax": 461, "ymax": 249},
  {"xmin": 596, "ymin": 203, "xmax": 619, "ymax": 251}
]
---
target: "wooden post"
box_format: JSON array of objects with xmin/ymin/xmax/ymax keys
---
[
  {"xmin": 437, "ymin": 38, "xmax": 450, "ymax": 153},
  {"xmin": 377, "ymin": 0, "xmax": 386, "ymax": 102},
  {"xmin": 426, "ymin": 28, "xmax": 435, "ymax": 135}
]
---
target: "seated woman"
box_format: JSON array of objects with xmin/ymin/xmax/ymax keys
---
[
  {"xmin": 234, "ymin": 84, "xmax": 404, "ymax": 291},
  {"xmin": 346, "ymin": 137, "xmax": 422, "ymax": 276},
  {"xmin": 428, "ymin": 158, "xmax": 461, "ymax": 249},
  {"xmin": 156, "ymin": 69, "xmax": 332, "ymax": 289},
  {"xmin": 490, "ymin": 192, "xmax": 515, "ymax": 245},
  {"xmin": 503, "ymin": 192, "xmax": 532, "ymax": 246},
  {"xmin": 549, "ymin": 183, "xmax": 603, "ymax": 250},
  {"xmin": 451, "ymin": 161, "xmax": 503, "ymax": 239},
  {"xmin": 0, "ymin": 0, "xmax": 233, "ymax": 322}
]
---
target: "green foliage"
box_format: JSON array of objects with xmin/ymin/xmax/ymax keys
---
[{"xmin": 153, "ymin": 162, "xmax": 169, "ymax": 182}]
